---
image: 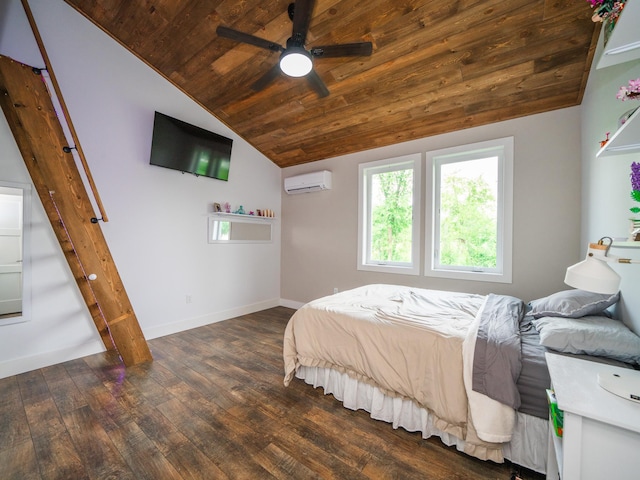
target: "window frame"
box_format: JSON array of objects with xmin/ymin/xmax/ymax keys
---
[
  {"xmin": 357, "ymin": 153, "xmax": 422, "ymax": 275},
  {"xmin": 425, "ymin": 137, "xmax": 513, "ymax": 283}
]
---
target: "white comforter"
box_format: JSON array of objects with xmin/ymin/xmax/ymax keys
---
[{"xmin": 283, "ymin": 284, "xmax": 516, "ymax": 461}]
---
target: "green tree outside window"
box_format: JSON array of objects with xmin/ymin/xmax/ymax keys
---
[
  {"xmin": 438, "ymin": 162, "xmax": 497, "ymax": 269},
  {"xmin": 370, "ymin": 169, "xmax": 413, "ymax": 263}
]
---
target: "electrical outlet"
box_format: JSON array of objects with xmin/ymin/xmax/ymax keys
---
[
  {"xmin": 333, "ymin": 287, "xmax": 338, "ymax": 294},
  {"xmin": 186, "ymin": 294, "xmax": 192, "ymax": 304}
]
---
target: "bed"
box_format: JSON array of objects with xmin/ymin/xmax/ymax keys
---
[{"xmin": 283, "ymin": 284, "xmax": 632, "ymax": 474}]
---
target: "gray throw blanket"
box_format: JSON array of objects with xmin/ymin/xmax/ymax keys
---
[{"xmin": 472, "ymin": 294, "xmax": 524, "ymax": 409}]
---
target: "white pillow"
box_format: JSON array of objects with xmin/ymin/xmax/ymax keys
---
[
  {"xmin": 528, "ymin": 289, "xmax": 619, "ymax": 319},
  {"xmin": 533, "ymin": 315, "xmax": 640, "ymax": 364}
]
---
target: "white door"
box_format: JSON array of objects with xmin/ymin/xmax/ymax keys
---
[{"xmin": 0, "ymin": 188, "xmax": 23, "ymax": 316}]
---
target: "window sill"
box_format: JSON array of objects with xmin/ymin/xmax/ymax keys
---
[
  {"xmin": 425, "ymin": 268, "xmax": 512, "ymax": 284},
  {"xmin": 358, "ymin": 263, "xmax": 420, "ymax": 276}
]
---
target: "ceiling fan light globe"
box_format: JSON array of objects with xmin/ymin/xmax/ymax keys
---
[{"xmin": 280, "ymin": 50, "xmax": 312, "ymax": 77}]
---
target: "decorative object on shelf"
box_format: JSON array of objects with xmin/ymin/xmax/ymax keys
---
[
  {"xmin": 630, "ymin": 161, "xmax": 640, "ymax": 213},
  {"xmin": 596, "ymin": 104, "xmax": 640, "ymax": 157},
  {"xmin": 586, "ymin": 0, "xmax": 626, "ymax": 22},
  {"xmin": 586, "ymin": 0, "xmax": 626, "ymax": 44},
  {"xmin": 616, "ymin": 77, "xmax": 640, "ymax": 101},
  {"xmin": 600, "ymin": 131, "xmax": 610, "ymax": 147},
  {"xmin": 628, "ymin": 219, "xmax": 640, "ymax": 241},
  {"xmin": 618, "ymin": 107, "xmax": 639, "ymax": 127},
  {"xmin": 629, "ymin": 162, "xmax": 640, "ymax": 240},
  {"xmin": 565, "ymin": 236, "xmax": 640, "ymax": 294},
  {"xmin": 213, "ymin": 205, "xmax": 276, "ymax": 217}
]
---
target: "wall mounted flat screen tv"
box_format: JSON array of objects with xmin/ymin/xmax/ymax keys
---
[{"xmin": 149, "ymin": 111, "xmax": 232, "ymax": 181}]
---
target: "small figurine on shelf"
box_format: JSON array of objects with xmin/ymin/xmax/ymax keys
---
[
  {"xmin": 249, "ymin": 211, "xmax": 255, "ymax": 215},
  {"xmin": 233, "ymin": 205, "xmax": 245, "ymax": 215},
  {"xmin": 256, "ymin": 209, "xmax": 262, "ymax": 216},
  {"xmin": 600, "ymin": 131, "xmax": 610, "ymax": 148},
  {"xmin": 223, "ymin": 202, "xmax": 231, "ymax": 213}
]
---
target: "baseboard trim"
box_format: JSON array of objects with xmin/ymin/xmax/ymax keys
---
[
  {"xmin": 0, "ymin": 340, "xmax": 105, "ymax": 379},
  {"xmin": 279, "ymin": 298, "xmax": 304, "ymax": 309},
  {"xmin": 144, "ymin": 297, "xmax": 281, "ymax": 340}
]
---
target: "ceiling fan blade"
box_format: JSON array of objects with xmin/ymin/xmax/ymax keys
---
[
  {"xmin": 310, "ymin": 42, "xmax": 373, "ymax": 58},
  {"xmin": 251, "ymin": 64, "xmax": 282, "ymax": 91},
  {"xmin": 216, "ymin": 26, "xmax": 284, "ymax": 52},
  {"xmin": 291, "ymin": 0, "xmax": 315, "ymax": 44},
  {"xmin": 306, "ymin": 69, "xmax": 329, "ymax": 98}
]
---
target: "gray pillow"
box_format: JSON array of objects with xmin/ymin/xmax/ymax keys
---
[
  {"xmin": 528, "ymin": 289, "xmax": 619, "ymax": 319},
  {"xmin": 533, "ymin": 316, "xmax": 640, "ymax": 364}
]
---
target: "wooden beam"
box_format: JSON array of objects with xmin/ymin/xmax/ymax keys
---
[{"xmin": 0, "ymin": 55, "xmax": 152, "ymax": 366}]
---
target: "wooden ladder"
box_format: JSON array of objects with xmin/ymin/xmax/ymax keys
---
[{"xmin": 0, "ymin": 55, "xmax": 152, "ymax": 367}]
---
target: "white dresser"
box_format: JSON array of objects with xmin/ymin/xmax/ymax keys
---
[{"xmin": 545, "ymin": 352, "xmax": 640, "ymax": 479}]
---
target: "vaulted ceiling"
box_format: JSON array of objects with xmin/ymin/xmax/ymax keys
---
[{"xmin": 63, "ymin": 0, "xmax": 599, "ymax": 168}]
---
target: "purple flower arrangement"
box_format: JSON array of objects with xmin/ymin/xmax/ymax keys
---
[{"xmin": 631, "ymin": 162, "xmax": 640, "ymax": 214}]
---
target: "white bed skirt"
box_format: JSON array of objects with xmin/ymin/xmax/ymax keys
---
[{"xmin": 296, "ymin": 365, "xmax": 548, "ymax": 474}]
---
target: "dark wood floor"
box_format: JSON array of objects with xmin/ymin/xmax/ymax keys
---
[{"xmin": 0, "ymin": 307, "xmax": 545, "ymax": 479}]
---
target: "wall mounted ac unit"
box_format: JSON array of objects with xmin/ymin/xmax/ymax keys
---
[{"xmin": 284, "ymin": 170, "xmax": 332, "ymax": 194}]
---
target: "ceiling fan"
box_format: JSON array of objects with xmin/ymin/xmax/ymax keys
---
[{"xmin": 216, "ymin": 0, "xmax": 373, "ymax": 98}]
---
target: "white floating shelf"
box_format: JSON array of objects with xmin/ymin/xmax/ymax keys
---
[
  {"xmin": 596, "ymin": 106, "xmax": 640, "ymax": 157},
  {"xmin": 210, "ymin": 212, "xmax": 276, "ymax": 221},
  {"xmin": 597, "ymin": 0, "xmax": 640, "ymax": 69},
  {"xmin": 612, "ymin": 241, "xmax": 640, "ymax": 248}
]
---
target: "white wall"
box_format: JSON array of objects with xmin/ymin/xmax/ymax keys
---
[
  {"xmin": 0, "ymin": 0, "xmax": 282, "ymax": 378},
  {"xmin": 580, "ymin": 35, "xmax": 640, "ymax": 334},
  {"xmin": 281, "ymin": 107, "xmax": 583, "ymax": 306}
]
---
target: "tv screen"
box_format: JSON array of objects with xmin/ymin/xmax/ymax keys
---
[{"xmin": 149, "ymin": 111, "xmax": 232, "ymax": 181}]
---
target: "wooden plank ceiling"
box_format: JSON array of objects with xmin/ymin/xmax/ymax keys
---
[{"xmin": 63, "ymin": 0, "xmax": 599, "ymax": 168}]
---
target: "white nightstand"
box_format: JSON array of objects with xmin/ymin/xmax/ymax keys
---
[{"xmin": 545, "ymin": 352, "xmax": 640, "ymax": 480}]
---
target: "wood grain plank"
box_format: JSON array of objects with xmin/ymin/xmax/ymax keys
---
[
  {"xmin": 106, "ymin": 421, "xmax": 184, "ymax": 480},
  {"xmin": 31, "ymin": 429, "xmax": 90, "ymax": 480},
  {"xmin": 41, "ymin": 364, "xmax": 88, "ymax": 414},
  {"xmin": 252, "ymin": 442, "xmax": 324, "ymax": 479},
  {"xmin": 156, "ymin": 397, "xmax": 275, "ymax": 479},
  {"xmin": 131, "ymin": 407, "xmax": 191, "ymax": 456},
  {"xmin": 61, "ymin": 405, "xmax": 135, "ymax": 479},
  {"xmin": 0, "ymin": 440, "xmax": 41, "ymax": 480},
  {"xmin": 23, "ymin": 397, "xmax": 66, "ymax": 440},
  {"xmin": 0, "ymin": 376, "xmax": 32, "ymax": 451},
  {"xmin": 164, "ymin": 442, "xmax": 230, "ymax": 480}
]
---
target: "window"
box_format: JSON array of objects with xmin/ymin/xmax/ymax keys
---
[
  {"xmin": 358, "ymin": 154, "xmax": 421, "ymax": 275},
  {"xmin": 425, "ymin": 137, "xmax": 513, "ymax": 283}
]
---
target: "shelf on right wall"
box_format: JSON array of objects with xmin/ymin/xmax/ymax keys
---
[
  {"xmin": 597, "ymin": 106, "xmax": 640, "ymax": 157},
  {"xmin": 596, "ymin": 0, "xmax": 640, "ymax": 69},
  {"xmin": 595, "ymin": 0, "xmax": 640, "ymax": 158},
  {"xmin": 612, "ymin": 241, "xmax": 640, "ymax": 248}
]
